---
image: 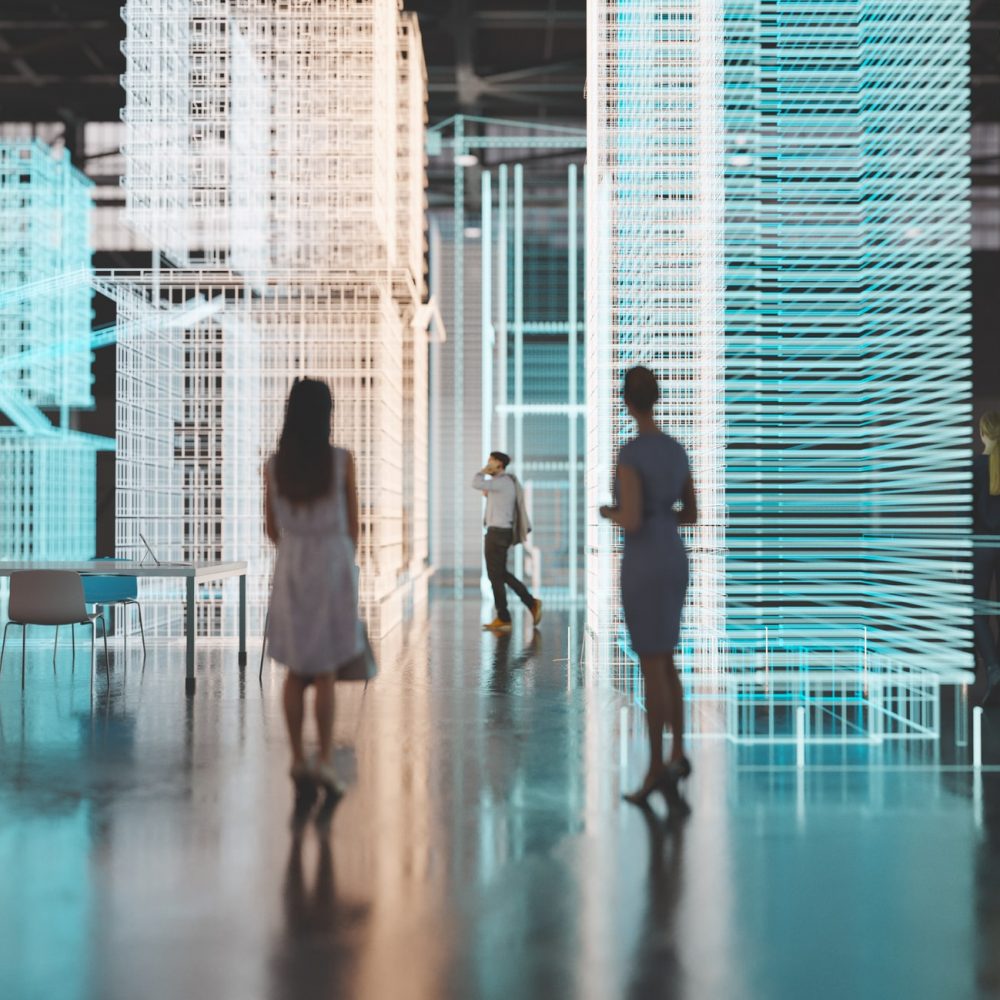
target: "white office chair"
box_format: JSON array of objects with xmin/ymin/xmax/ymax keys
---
[{"xmin": 1, "ymin": 570, "xmax": 110, "ymax": 689}]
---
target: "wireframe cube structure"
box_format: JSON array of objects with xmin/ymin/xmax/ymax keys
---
[
  {"xmin": 586, "ymin": 0, "xmax": 725, "ymax": 678},
  {"xmin": 722, "ymin": 0, "xmax": 972, "ymax": 670},
  {"xmin": 397, "ymin": 12, "xmax": 430, "ymax": 590},
  {"xmin": 587, "ymin": 0, "xmax": 972, "ymax": 697},
  {"xmin": 114, "ymin": 1, "xmax": 428, "ymax": 638},
  {"xmin": 0, "ymin": 141, "xmax": 110, "ymax": 572}
]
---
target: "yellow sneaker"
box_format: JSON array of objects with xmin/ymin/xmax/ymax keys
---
[
  {"xmin": 532, "ymin": 599, "xmax": 543, "ymax": 626},
  {"xmin": 482, "ymin": 617, "xmax": 512, "ymax": 632}
]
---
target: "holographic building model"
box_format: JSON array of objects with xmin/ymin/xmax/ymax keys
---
[
  {"xmin": 0, "ymin": 140, "xmax": 111, "ymax": 569},
  {"xmin": 112, "ymin": 0, "xmax": 428, "ymax": 637},
  {"xmin": 721, "ymin": 0, "xmax": 972, "ymax": 671},
  {"xmin": 427, "ymin": 117, "xmax": 587, "ymax": 600},
  {"xmin": 587, "ymin": 0, "xmax": 972, "ymax": 737},
  {"xmin": 586, "ymin": 0, "xmax": 725, "ymax": 678}
]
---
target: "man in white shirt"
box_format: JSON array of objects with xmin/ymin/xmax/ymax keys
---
[{"xmin": 472, "ymin": 451, "xmax": 543, "ymax": 632}]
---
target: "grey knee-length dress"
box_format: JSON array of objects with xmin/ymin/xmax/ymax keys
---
[
  {"xmin": 266, "ymin": 447, "xmax": 363, "ymax": 676},
  {"xmin": 616, "ymin": 432, "xmax": 690, "ymax": 653}
]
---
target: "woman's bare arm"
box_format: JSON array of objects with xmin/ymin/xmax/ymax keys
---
[
  {"xmin": 345, "ymin": 450, "xmax": 361, "ymax": 550},
  {"xmin": 677, "ymin": 472, "xmax": 698, "ymax": 526},
  {"xmin": 599, "ymin": 463, "xmax": 643, "ymax": 534},
  {"xmin": 264, "ymin": 467, "xmax": 279, "ymax": 543}
]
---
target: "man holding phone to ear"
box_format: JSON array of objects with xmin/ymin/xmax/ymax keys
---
[{"xmin": 472, "ymin": 451, "xmax": 543, "ymax": 633}]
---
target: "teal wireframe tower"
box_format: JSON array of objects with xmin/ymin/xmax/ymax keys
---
[
  {"xmin": 0, "ymin": 140, "xmax": 109, "ymax": 566},
  {"xmin": 723, "ymin": 0, "xmax": 973, "ymax": 670},
  {"xmin": 587, "ymin": 0, "xmax": 971, "ymax": 742}
]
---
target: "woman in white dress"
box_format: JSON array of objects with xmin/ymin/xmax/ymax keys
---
[{"xmin": 264, "ymin": 378, "xmax": 363, "ymax": 797}]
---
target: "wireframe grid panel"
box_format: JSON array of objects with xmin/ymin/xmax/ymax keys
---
[
  {"xmin": 586, "ymin": 0, "xmax": 725, "ymax": 678},
  {"xmin": 112, "ymin": 273, "xmax": 408, "ymax": 636},
  {"xmin": 116, "ymin": 0, "xmax": 429, "ymax": 638},
  {"xmin": 428, "ymin": 216, "xmax": 486, "ymax": 585},
  {"xmin": 0, "ymin": 435, "xmax": 97, "ymax": 562},
  {"xmin": 398, "ymin": 11, "xmax": 430, "ymax": 582},
  {"xmin": 723, "ymin": 0, "xmax": 972, "ymax": 670},
  {"xmin": 122, "ymin": 0, "xmax": 399, "ymax": 273},
  {"xmin": 0, "ymin": 141, "xmax": 93, "ymax": 408},
  {"xmin": 0, "ymin": 140, "xmax": 101, "ymax": 598},
  {"xmin": 427, "ymin": 119, "xmax": 587, "ymax": 598}
]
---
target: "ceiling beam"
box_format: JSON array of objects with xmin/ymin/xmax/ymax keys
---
[
  {"xmin": 0, "ymin": 20, "xmax": 114, "ymax": 31},
  {"xmin": 480, "ymin": 58, "xmax": 584, "ymax": 86},
  {"xmin": 473, "ymin": 10, "xmax": 585, "ymax": 26}
]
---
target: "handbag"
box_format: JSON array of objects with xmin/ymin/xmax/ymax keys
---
[{"xmin": 337, "ymin": 621, "xmax": 378, "ymax": 682}]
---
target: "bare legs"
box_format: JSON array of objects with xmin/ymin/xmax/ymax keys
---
[
  {"xmin": 625, "ymin": 652, "xmax": 686, "ymax": 801},
  {"xmin": 284, "ymin": 673, "xmax": 308, "ymax": 768},
  {"xmin": 313, "ymin": 676, "xmax": 335, "ymax": 764},
  {"xmin": 283, "ymin": 672, "xmax": 336, "ymax": 769}
]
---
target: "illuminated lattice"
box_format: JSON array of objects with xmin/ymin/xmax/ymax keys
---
[
  {"xmin": 115, "ymin": 1, "xmax": 428, "ymax": 638},
  {"xmin": 586, "ymin": 0, "xmax": 725, "ymax": 676},
  {"xmin": 587, "ymin": 0, "xmax": 971, "ymax": 699},
  {"xmin": 427, "ymin": 119, "xmax": 587, "ymax": 599},
  {"xmin": 106, "ymin": 273, "xmax": 406, "ymax": 636},
  {"xmin": 0, "ymin": 141, "xmax": 109, "ymax": 573},
  {"xmin": 398, "ymin": 12, "xmax": 430, "ymax": 588},
  {"xmin": 722, "ymin": 0, "xmax": 972, "ymax": 669},
  {"xmin": 0, "ymin": 142, "xmax": 92, "ymax": 408},
  {"xmin": 122, "ymin": 0, "xmax": 398, "ymax": 273}
]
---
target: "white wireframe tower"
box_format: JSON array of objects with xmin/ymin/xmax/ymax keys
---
[
  {"xmin": 113, "ymin": 0, "xmax": 428, "ymax": 638},
  {"xmin": 586, "ymin": 0, "xmax": 725, "ymax": 680}
]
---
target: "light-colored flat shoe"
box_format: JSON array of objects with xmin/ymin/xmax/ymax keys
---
[{"xmin": 313, "ymin": 760, "xmax": 345, "ymax": 799}]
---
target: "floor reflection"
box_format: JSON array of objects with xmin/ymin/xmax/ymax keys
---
[
  {"xmin": 0, "ymin": 598, "xmax": 997, "ymax": 1000},
  {"xmin": 269, "ymin": 817, "xmax": 369, "ymax": 1000},
  {"xmin": 626, "ymin": 808, "xmax": 686, "ymax": 1000}
]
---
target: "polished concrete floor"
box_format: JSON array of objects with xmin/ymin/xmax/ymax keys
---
[{"xmin": 2, "ymin": 598, "xmax": 1000, "ymax": 1000}]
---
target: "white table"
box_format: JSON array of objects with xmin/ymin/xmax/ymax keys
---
[{"xmin": 0, "ymin": 560, "xmax": 248, "ymax": 693}]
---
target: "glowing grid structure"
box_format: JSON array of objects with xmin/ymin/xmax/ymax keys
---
[
  {"xmin": 586, "ymin": 0, "xmax": 725, "ymax": 678},
  {"xmin": 0, "ymin": 141, "xmax": 110, "ymax": 570},
  {"xmin": 586, "ymin": 0, "xmax": 972, "ymax": 741},
  {"xmin": 427, "ymin": 118, "xmax": 587, "ymax": 598},
  {"xmin": 397, "ymin": 13, "xmax": 431, "ymax": 586},
  {"xmin": 114, "ymin": 1, "xmax": 428, "ymax": 638},
  {"xmin": 722, "ymin": 0, "xmax": 972, "ymax": 670}
]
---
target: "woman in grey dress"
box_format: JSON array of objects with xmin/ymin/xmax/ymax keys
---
[
  {"xmin": 265, "ymin": 378, "xmax": 363, "ymax": 800},
  {"xmin": 600, "ymin": 366, "xmax": 697, "ymax": 805}
]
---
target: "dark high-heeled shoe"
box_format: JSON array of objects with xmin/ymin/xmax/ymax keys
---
[
  {"xmin": 665, "ymin": 756, "xmax": 692, "ymax": 783},
  {"xmin": 655, "ymin": 757, "xmax": 692, "ymax": 796},
  {"xmin": 623, "ymin": 772, "xmax": 667, "ymax": 806},
  {"xmin": 658, "ymin": 757, "xmax": 693, "ymax": 815}
]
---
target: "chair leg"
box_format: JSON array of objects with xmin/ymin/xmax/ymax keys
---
[
  {"xmin": 134, "ymin": 601, "xmax": 146, "ymax": 658},
  {"xmin": 89, "ymin": 621, "xmax": 95, "ymax": 698},
  {"xmin": 97, "ymin": 615, "xmax": 110, "ymax": 683},
  {"xmin": 0, "ymin": 621, "xmax": 11, "ymax": 675},
  {"xmin": 21, "ymin": 625, "xmax": 26, "ymax": 690},
  {"xmin": 71, "ymin": 623, "xmax": 75, "ymax": 663},
  {"xmin": 53, "ymin": 625, "xmax": 59, "ymax": 668}
]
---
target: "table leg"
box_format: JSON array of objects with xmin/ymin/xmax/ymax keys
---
[
  {"xmin": 238, "ymin": 573, "xmax": 247, "ymax": 668},
  {"xmin": 185, "ymin": 575, "xmax": 196, "ymax": 696}
]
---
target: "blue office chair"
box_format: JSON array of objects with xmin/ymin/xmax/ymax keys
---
[{"xmin": 81, "ymin": 568, "xmax": 145, "ymax": 659}]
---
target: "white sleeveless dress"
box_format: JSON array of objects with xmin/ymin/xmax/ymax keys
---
[{"xmin": 266, "ymin": 447, "xmax": 363, "ymax": 676}]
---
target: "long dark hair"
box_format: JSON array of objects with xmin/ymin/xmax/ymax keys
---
[{"xmin": 275, "ymin": 378, "xmax": 333, "ymax": 502}]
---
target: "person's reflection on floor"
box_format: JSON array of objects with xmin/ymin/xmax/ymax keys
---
[
  {"xmin": 270, "ymin": 825, "xmax": 369, "ymax": 1000},
  {"xmin": 487, "ymin": 629, "xmax": 541, "ymax": 694},
  {"xmin": 483, "ymin": 630, "xmax": 542, "ymax": 803},
  {"xmin": 627, "ymin": 806, "xmax": 687, "ymax": 999}
]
